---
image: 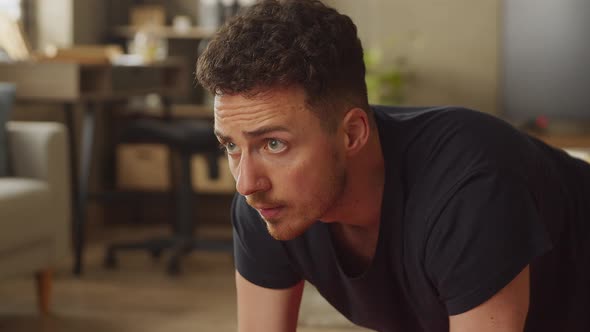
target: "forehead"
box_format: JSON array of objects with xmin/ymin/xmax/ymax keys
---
[{"xmin": 213, "ymin": 87, "xmax": 310, "ymax": 127}]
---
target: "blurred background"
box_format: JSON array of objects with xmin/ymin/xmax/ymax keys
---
[{"xmin": 1, "ymin": 0, "xmax": 589, "ymax": 331}]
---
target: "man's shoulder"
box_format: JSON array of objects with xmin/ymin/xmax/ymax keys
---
[
  {"xmin": 372, "ymin": 105, "xmax": 504, "ymax": 131},
  {"xmin": 375, "ymin": 105, "xmax": 534, "ymax": 170},
  {"xmin": 373, "ymin": 105, "xmax": 509, "ymax": 154},
  {"xmin": 380, "ymin": 105, "xmax": 547, "ymax": 223},
  {"xmin": 372, "ymin": 104, "xmax": 474, "ymax": 120}
]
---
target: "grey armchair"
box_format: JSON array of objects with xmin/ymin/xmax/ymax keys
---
[{"xmin": 0, "ymin": 121, "xmax": 71, "ymax": 314}]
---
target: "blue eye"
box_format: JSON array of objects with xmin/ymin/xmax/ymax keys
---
[
  {"xmin": 266, "ymin": 139, "xmax": 286, "ymax": 153},
  {"xmin": 220, "ymin": 142, "xmax": 239, "ymax": 155}
]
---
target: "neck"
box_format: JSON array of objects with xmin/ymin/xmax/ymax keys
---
[
  {"xmin": 327, "ymin": 131, "xmax": 385, "ymax": 273},
  {"xmin": 322, "ymin": 131, "xmax": 385, "ymax": 230}
]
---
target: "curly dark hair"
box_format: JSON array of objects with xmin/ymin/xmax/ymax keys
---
[{"xmin": 196, "ymin": 0, "xmax": 370, "ymax": 129}]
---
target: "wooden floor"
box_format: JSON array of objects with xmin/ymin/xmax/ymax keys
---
[{"xmin": 0, "ymin": 224, "xmax": 368, "ymax": 332}]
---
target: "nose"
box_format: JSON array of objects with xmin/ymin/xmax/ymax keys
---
[{"xmin": 234, "ymin": 154, "xmax": 270, "ymax": 196}]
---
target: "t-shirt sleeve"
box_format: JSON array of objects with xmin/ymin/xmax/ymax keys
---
[
  {"xmin": 425, "ymin": 171, "xmax": 553, "ymax": 315},
  {"xmin": 231, "ymin": 193, "xmax": 302, "ymax": 289}
]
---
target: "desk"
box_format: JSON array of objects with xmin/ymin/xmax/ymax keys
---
[
  {"xmin": 528, "ymin": 131, "xmax": 590, "ymax": 163},
  {"xmin": 0, "ymin": 58, "xmax": 188, "ymax": 275},
  {"xmin": 530, "ymin": 133, "xmax": 590, "ymax": 149}
]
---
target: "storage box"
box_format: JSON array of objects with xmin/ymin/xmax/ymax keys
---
[
  {"xmin": 116, "ymin": 143, "xmax": 170, "ymax": 191},
  {"xmin": 130, "ymin": 5, "xmax": 166, "ymax": 27},
  {"xmin": 191, "ymin": 154, "xmax": 235, "ymax": 193},
  {"xmin": 116, "ymin": 144, "xmax": 235, "ymax": 194}
]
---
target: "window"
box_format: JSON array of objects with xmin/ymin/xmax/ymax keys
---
[{"xmin": 0, "ymin": 0, "xmax": 21, "ymax": 21}]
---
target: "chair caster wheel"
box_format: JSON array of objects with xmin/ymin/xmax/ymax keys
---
[
  {"xmin": 150, "ymin": 248, "xmax": 163, "ymax": 260},
  {"xmin": 167, "ymin": 259, "xmax": 181, "ymax": 276},
  {"xmin": 104, "ymin": 250, "xmax": 118, "ymax": 269}
]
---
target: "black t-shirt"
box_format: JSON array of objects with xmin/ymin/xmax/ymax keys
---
[{"xmin": 231, "ymin": 106, "xmax": 590, "ymax": 332}]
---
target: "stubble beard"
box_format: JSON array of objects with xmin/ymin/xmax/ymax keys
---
[{"xmin": 265, "ymin": 162, "xmax": 347, "ymax": 241}]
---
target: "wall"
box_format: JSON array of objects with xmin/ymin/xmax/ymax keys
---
[
  {"xmin": 73, "ymin": 0, "xmax": 108, "ymax": 44},
  {"xmin": 107, "ymin": 0, "xmax": 201, "ymax": 27},
  {"xmin": 35, "ymin": 0, "xmax": 106, "ymax": 49},
  {"xmin": 35, "ymin": 0, "xmax": 73, "ymax": 50},
  {"xmin": 325, "ymin": 0, "xmax": 500, "ymax": 115}
]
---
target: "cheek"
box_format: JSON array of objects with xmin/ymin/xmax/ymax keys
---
[{"xmin": 280, "ymin": 155, "xmax": 333, "ymax": 194}]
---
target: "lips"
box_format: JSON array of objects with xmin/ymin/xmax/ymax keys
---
[{"xmin": 256, "ymin": 206, "xmax": 284, "ymax": 220}]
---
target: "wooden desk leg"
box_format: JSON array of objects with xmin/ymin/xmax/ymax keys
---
[
  {"xmin": 73, "ymin": 102, "xmax": 97, "ymax": 275},
  {"xmin": 35, "ymin": 268, "xmax": 53, "ymax": 314},
  {"xmin": 63, "ymin": 103, "xmax": 82, "ymax": 275}
]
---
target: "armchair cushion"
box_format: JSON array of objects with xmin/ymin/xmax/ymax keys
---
[
  {"xmin": 0, "ymin": 83, "xmax": 16, "ymax": 176},
  {"xmin": 0, "ymin": 178, "xmax": 52, "ymax": 253}
]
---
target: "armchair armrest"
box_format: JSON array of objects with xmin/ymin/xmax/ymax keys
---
[
  {"xmin": 6, "ymin": 121, "xmax": 71, "ymax": 255},
  {"xmin": 6, "ymin": 121, "xmax": 69, "ymax": 184}
]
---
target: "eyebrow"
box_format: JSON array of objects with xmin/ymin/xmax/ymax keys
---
[{"xmin": 214, "ymin": 125, "xmax": 291, "ymax": 142}]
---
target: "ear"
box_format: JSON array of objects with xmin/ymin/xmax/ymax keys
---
[{"xmin": 341, "ymin": 108, "xmax": 370, "ymax": 157}]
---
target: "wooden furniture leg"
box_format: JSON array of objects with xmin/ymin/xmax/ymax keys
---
[{"xmin": 35, "ymin": 268, "xmax": 53, "ymax": 314}]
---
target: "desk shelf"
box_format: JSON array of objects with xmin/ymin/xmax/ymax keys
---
[
  {"xmin": 0, "ymin": 58, "xmax": 188, "ymax": 102},
  {"xmin": 112, "ymin": 25, "xmax": 216, "ymax": 40}
]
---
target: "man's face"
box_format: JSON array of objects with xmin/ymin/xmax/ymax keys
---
[{"xmin": 214, "ymin": 87, "xmax": 347, "ymax": 241}]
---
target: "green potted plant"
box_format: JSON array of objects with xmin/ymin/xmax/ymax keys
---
[{"xmin": 364, "ymin": 48, "xmax": 409, "ymax": 106}]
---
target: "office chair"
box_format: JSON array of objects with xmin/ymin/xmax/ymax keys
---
[{"xmin": 104, "ymin": 116, "xmax": 232, "ymax": 275}]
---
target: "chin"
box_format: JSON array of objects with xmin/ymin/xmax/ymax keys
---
[{"xmin": 265, "ymin": 219, "xmax": 312, "ymax": 241}]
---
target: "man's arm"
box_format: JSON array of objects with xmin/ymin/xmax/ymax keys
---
[
  {"xmin": 449, "ymin": 265, "xmax": 530, "ymax": 332},
  {"xmin": 236, "ymin": 270, "xmax": 304, "ymax": 332}
]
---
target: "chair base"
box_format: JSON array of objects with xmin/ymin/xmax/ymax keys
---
[
  {"xmin": 104, "ymin": 236, "xmax": 232, "ymax": 275},
  {"xmin": 107, "ymin": 118, "xmax": 229, "ymax": 275}
]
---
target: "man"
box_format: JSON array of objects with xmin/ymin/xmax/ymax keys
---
[{"xmin": 196, "ymin": 0, "xmax": 590, "ymax": 331}]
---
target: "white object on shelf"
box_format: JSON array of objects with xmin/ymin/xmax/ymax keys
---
[
  {"xmin": 199, "ymin": 0, "xmax": 222, "ymax": 29},
  {"xmin": 172, "ymin": 15, "xmax": 192, "ymax": 33},
  {"xmin": 237, "ymin": 0, "xmax": 256, "ymax": 6},
  {"xmin": 127, "ymin": 26, "xmax": 168, "ymax": 62}
]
